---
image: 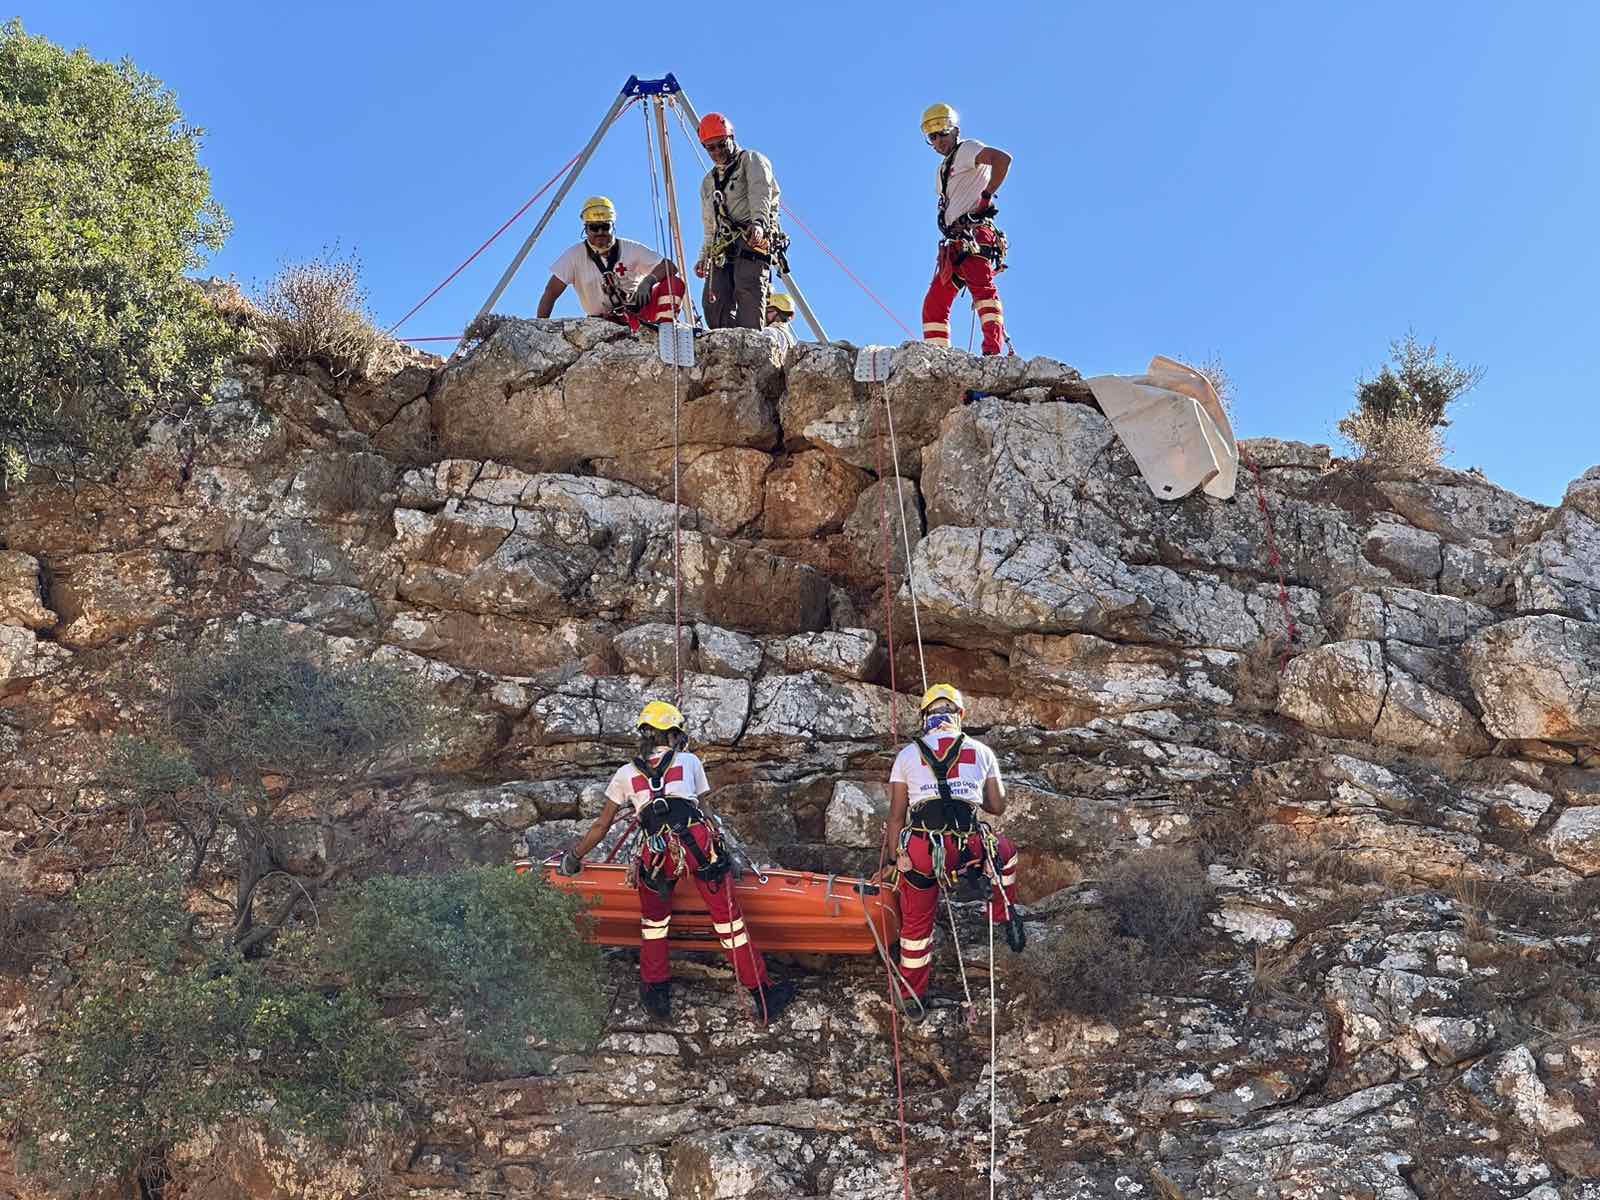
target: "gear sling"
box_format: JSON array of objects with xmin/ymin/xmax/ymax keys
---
[{"xmin": 633, "ymin": 749, "xmax": 726, "ymax": 898}]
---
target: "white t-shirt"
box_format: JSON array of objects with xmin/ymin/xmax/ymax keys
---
[
  {"xmin": 890, "ymin": 734, "xmax": 1002, "ymax": 814},
  {"xmin": 550, "ymin": 238, "xmax": 663, "ymax": 317},
  {"xmin": 604, "ymin": 748, "xmax": 711, "ymax": 818},
  {"xmin": 938, "ymin": 139, "xmax": 992, "ymax": 224}
]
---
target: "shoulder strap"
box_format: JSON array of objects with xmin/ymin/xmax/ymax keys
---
[
  {"xmin": 583, "ymin": 239, "xmax": 628, "ymax": 310},
  {"xmin": 913, "ymin": 734, "xmax": 966, "ymax": 803},
  {"xmin": 712, "ymin": 152, "xmax": 747, "ymax": 227},
  {"xmin": 632, "ymin": 748, "xmax": 677, "ymax": 798}
]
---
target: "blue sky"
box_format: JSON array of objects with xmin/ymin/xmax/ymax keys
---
[{"xmin": 17, "ymin": 2, "xmax": 1599, "ymax": 504}]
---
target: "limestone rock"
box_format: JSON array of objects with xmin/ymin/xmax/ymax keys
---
[
  {"xmin": 533, "ymin": 672, "xmax": 750, "ymax": 746},
  {"xmin": 1464, "ymin": 615, "xmax": 1600, "ymax": 744},
  {"xmin": 1363, "ymin": 519, "xmax": 1443, "ymax": 587},
  {"xmin": 614, "ymin": 622, "xmax": 694, "ymax": 678},
  {"xmin": 0, "ymin": 624, "xmax": 72, "ymax": 681},
  {"xmin": 47, "ymin": 550, "xmax": 177, "ymax": 647},
  {"xmin": 681, "ymin": 446, "xmax": 770, "ymax": 535},
  {"xmin": 763, "ymin": 629, "xmax": 883, "ymax": 681},
  {"xmin": 841, "ymin": 475, "xmax": 922, "ymax": 579},
  {"xmin": 919, "ymin": 397, "xmax": 1118, "ymax": 537},
  {"xmin": 0, "ymin": 550, "xmax": 54, "ymax": 630},
  {"xmin": 1012, "ymin": 633, "xmax": 1238, "ymax": 715},
  {"xmin": 762, "ymin": 450, "xmax": 870, "ymax": 538},
  {"xmin": 823, "ymin": 780, "xmax": 889, "ymax": 849},
  {"xmin": 744, "ymin": 671, "xmax": 891, "ymax": 743},
  {"xmin": 1332, "ymin": 585, "xmax": 1497, "ymax": 647},
  {"xmin": 1280, "ymin": 639, "xmax": 1489, "ymax": 753},
  {"xmin": 1377, "ymin": 473, "xmax": 1550, "ymax": 553},
  {"xmin": 1542, "ymin": 807, "xmax": 1600, "ymax": 876},
  {"xmin": 693, "ymin": 622, "xmax": 762, "ymax": 679},
  {"xmin": 1514, "ymin": 506, "xmax": 1600, "ymax": 622},
  {"xmin": 431, "ymin": 321, "xmax": 779, "ymax": 472},
  {"xmin": 385, "ymin": 610, "xmax": 612, "ymax": 678}
]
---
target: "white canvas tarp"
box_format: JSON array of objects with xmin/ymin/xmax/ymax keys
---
[{"xmin": 1085, "ymin": 356, "xmax": 1238, "ymax": 501}]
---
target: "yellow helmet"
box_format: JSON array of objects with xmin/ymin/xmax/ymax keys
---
[
  {"xmin": 767, "ymin": 292, "xmax": 795, "ymax": 318},
  {"xmin": 919, "ymin": 682, "xmax": 965, "ymax": 713},
  {"xmin": 921, "ymin": 103, "xmax": 959, "ymax": 136},
  {"xmin": 637, "ymin": 700, "xmax": 685, "ymax": 731},
  {"xmin": 580, "ymin": 195, "xmax": 617, "ymax": 224}
]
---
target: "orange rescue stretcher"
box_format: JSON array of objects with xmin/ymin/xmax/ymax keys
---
[{"xmin": 516, "ymin": 856, "xmax": 900, "ymax": 956}]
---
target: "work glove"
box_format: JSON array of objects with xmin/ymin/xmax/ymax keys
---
[
  {"xmin": 557, "ymin": 848, "xmax": 583, "ymax": 876},
  {"xmin": 627, "ymin": 277, "xmax": 655, "ymax": 313},
  {"xmin": 693, "ymin": 258, "xmax": 708, "ymax": 279},
  {"xmin": 745, "ymin": 225, "xmax": 770, "ymax": 255}
]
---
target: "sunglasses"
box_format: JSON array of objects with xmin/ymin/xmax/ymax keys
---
[
  {"xmin": 584, "ymin": 222, "xmax": 613, "ymax": 234},
  {"xmin": 926, "ymin": 129, "xmax": 953, "ymax": 144},
  {"xmin": 704, "ymin": 137, "xmax": 734, "ymax": 154}
]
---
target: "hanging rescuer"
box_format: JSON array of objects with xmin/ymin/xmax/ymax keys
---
[
  {"xmin": 693, "ymin": 113, "xmax": 785, "ymax": 331},
  {"xmin": 919, "ymin": 103, "xmax": 1013, "ymax": 356},
  {"xmin": 536, "ymin": 196, "xmax": 687, "ymax": 329},
  {"xmin": 559, "ymin": 701, "xmax": 796, "ymax": 1023},
  {"xmin": 881, "ymin": 684, "xmax": 1026, "ymax": 1006}
]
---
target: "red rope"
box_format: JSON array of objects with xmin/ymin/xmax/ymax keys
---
[
  {"xmin": 384, "ymin": 148, "xmax": 586, "ymax": 335},
  {"xmin": 780, "ymin": 202, "xmax": 916, "ymax": 340},
  {"xmin": 871, "ymin": 383, "xmax": 913, "ymax": 1200},
  {"xmin": 1241, "ymin": 447, "xmax": 1299, "ymax": 671}
]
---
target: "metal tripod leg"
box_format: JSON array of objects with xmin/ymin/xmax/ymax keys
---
[
  {"xmin": 668, "ymin": 90, "xmax": 830, "ymax": 344},
  {"xmin": 461, "ymin": 87, "xmax": 633, "ymax": 348}
]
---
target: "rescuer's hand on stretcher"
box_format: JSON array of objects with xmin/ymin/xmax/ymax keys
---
[{"xmin": 558, "ymin": 848, "xmax": 583, "ymax": 876}]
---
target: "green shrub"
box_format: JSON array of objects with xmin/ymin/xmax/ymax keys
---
[
  {"xmin": 255, "ymin": 251, "xmax": 390, "ymax": 382},
  {"xmin": 107, "ymin": 622, "xmax": 443, "ymax": 953},
  {"xmin": 1338, "ymin": 332, "xmax": 1483, "ymax": 467},
  {"xmin": 0, "ymin": 20, "xmax": 242, "ymax": 487},
  {"xmin": 8, "ymin": 868, "xmax": 402, "ymax": 1192},
  {"xmin": 333, "ymin": 866, "xmax": 607, "ymax": 1075}
]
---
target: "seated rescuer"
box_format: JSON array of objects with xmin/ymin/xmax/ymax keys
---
[
  {"xmin": 881, "ymin": 684, "xmax": 1025, "ymax": 1003},
  {"xmin": 560, "ymin": 701, "xmax": 796, "ymax": 1022},
  {"xmin": 536, "ymin": 195, "xmax": 686, "ymax": 328},
  {"xmin": 764, "ymin": 291, "xmax": 798, "ymax": 354}
]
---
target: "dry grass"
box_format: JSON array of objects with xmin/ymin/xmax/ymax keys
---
[
  {"xmin": 256, "ymin": 251, "xmax": 394, "ymax": 383},
  {"xmin": 1011, "ymin": 908, "xmax": 1151, "ymax": 1018},
  {"xmin": 461, "ymin": 312, "xmax": 509, "ymax": 348},
  {"xmin": 1100, "ymin": 846, "xmax": 1215, "ymax": 958},
  {"xmin": 1336, "ymin": 408, "xmax": 1446, "ymax": 470}
]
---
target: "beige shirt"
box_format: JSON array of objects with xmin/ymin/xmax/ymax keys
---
[{"xmin": 699, "ymin": 148, "xmax": 779, "ymax": 260}]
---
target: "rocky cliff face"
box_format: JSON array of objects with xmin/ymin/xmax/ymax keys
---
[{"xmin": 3, "ymin": 320, "xmax": 1599, "ymax": 1199}]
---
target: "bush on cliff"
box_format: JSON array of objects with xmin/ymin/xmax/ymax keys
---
[
  {"xmin": 1339, "ymin": 332, "xmax": 1483, "ymax": 468},
  {"xmin": 255, "ymin": 249, "xmax": 393, "ymax": 382},
  {"xmin": 0, "ymin": 20, "xmax": 242, "ymax": 488},
  {"xmin": 332, "ymin": 866, "xmax": 608, "ymax": 1076},
  {"xmin": 3, "ymin": 868, "xmax": 403, "ymax": 1194},
  {"xmin": 108, "ymin": 622, "xmax": 445, "ymax": 954}
]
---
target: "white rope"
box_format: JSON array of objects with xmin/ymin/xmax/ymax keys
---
[
  {"xmin": 989, "ymin": 908, "xmax": 997, "ymax": 1198},
  {"xmin": 881, "ymin": 384, "xmax": 928, "ymax": 694},
  {"xmin": 943, "ymin": 890, "xmax": 974, "ymax": 1012}
]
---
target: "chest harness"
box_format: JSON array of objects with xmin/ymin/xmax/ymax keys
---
[
  {"xmin": 899, "ymin": 734, "xmax": 1002, "ymax": 892},
  {"xmin": 937, "ymin": 141, "xmax": 1009, "ymax": 281},
  {"xmin": 708, "ymin": 151, "xmax": 791, "ymax": 272},
  {"xmin": 631, "ymin": 751, "xmax": 726, "ymax": 892},
  {"xmin": 583, "ymin": 239, "xmax": 640, "ymax": 320}
]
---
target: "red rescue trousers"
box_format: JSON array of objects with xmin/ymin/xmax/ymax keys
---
[
  {"xmin": 895, "ymin": 828, "xmax": 1018, "ymax": 999},
  {"xmin": 921, "ymin": 225, "xmax": 1005, "ymax": 355},
  {"xmin": 606, "ymin": 275, "xmax": 688, "ymax": 330},
  {"xmin": 637, "ymin": 821, "xmax": 769, "ymax": 989}
]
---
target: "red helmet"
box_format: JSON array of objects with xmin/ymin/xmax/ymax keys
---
[{"xmin": 698, "ymin": 112, "xmax": 735, "ymax": 144}]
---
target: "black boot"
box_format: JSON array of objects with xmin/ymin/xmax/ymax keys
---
[
  {"xmin": 639, "ymin": 980, "xmax": 671, "ymax": 1019},
  {"xmin": 750, "ymin": 979, "xmax": 796, "ymax": 1023},
  {"xmin": 1005, "ymin": 909, "xmax": 1027, "ymax": 953}
]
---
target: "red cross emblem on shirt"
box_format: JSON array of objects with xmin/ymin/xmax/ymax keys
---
[
  {"xmin": 631, "ymin": 765, "xmax": 684, "ymax": 793},
  {"xmin": 935, "ymin": 738, "xmax": 978, "ymax": 767}
]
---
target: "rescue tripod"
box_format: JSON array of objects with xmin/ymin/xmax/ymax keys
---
[{"xmin": 462, "ymin": 74, "xmax": 828, "ymax": 361}]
